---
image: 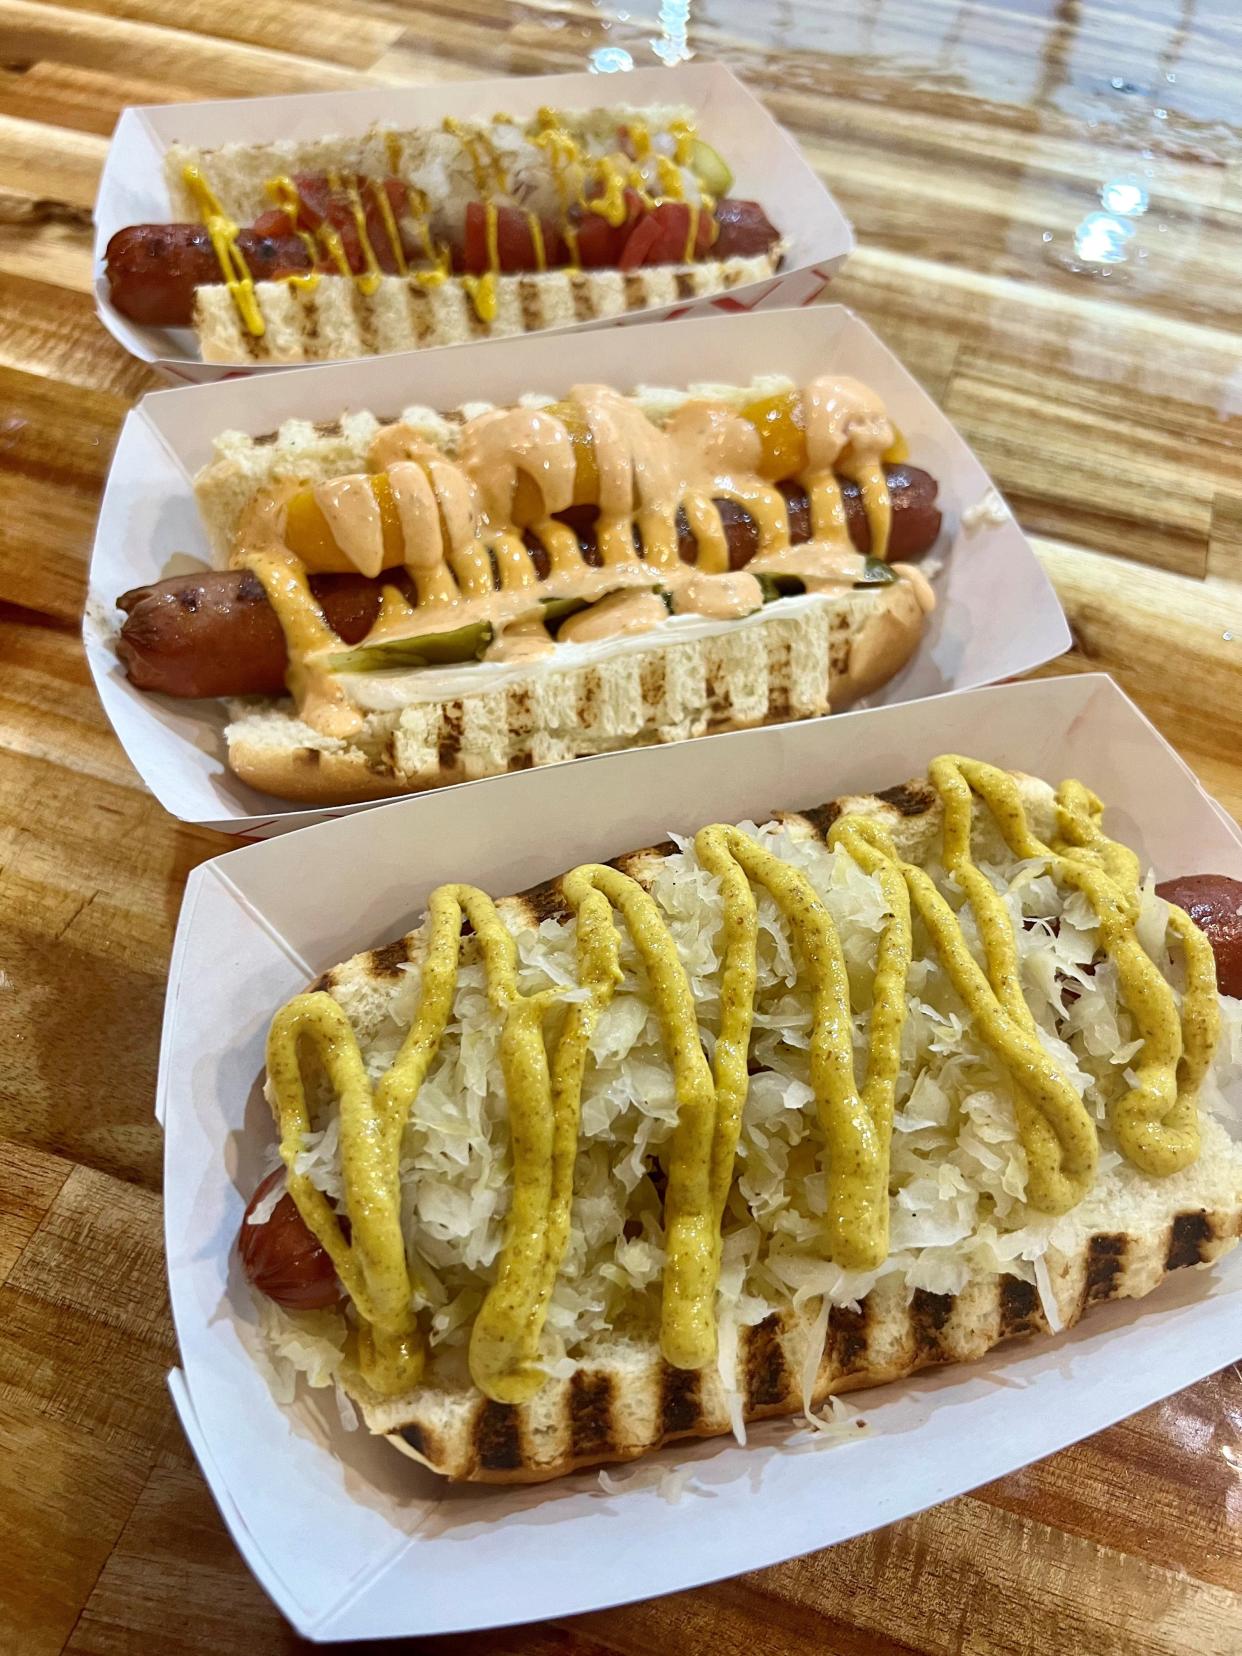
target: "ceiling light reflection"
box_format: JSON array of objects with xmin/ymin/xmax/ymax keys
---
[{"xmin": 1073, "ymin": 212, "xmax": 1136, "ymax": 263}]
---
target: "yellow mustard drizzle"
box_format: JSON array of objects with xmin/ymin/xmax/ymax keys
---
[
  {"xmin": 372, "ymin": 183, "xmax": 408, "ymax": 276},
  {"xmin": 937, "ymin": 758, "xmax": 1216, "ymax": 1175},
  {"xmin": 377, "ymin": 136, "xmax": 439, "ymax": 283},
  {"xmin": 669, "ymin": 117, "xmax": 695, "ymax": 165},
  {"xmin": 628, "ymin": 119, "xmax": 652, "ymax": 160},
  {"xmin": 858, "ymin": 771, "xmax": 1100, "ymax": 1213},
  {"xmin": 265, "ymin": 757, "xmax": 1221, "ymax": 1401},
  {"xmin": 684, "ymin": 202, "xmax": 701, "ymax": 263},
  {"xmin": 527, "ymin": 211, "xmax": 548, "ymax": 272},
  {"xmin": 267, "ymin": 175, "xmax": 351, "ymax": 279},
  {"xmin": 187, "ymin": 110, "xmax": 720, "ymax": 333},
  {"xmin": 181, "ymin": 165, "xmax": 265, "ymax": 336},
  {"xmin": 407, "ymin": 184, "xmax": 449, "ymax": 288},
  {"xmin": 655, "ymin": 155, "xmax": 684, "ymax": 201},
  {"xmin": 444, "ymin": 115, "xmax": 508, "ymax": 195},
  {"xmin": 695, "ymin": 824, "xmax": 912, "ymax": 1272},
  {"xmin": 268, "ymin": 992, "xmax": 425, "ymax": 1394},
  {"xmin": 333, "ymin": 170, "xmax": 383, "ymax": 297},
  {"xmin": 532, "ymin": 111, "xmax": 580, "ymax": 269},
  {"xmin": 451, "ymin": 107, "xmax": 706, "ymax": 317},
  {"xmin": 184, "ymin": 158, "xmax": 446, "ymax": 328},
  {"xmin": 586, "ymin": 156, "xmax": 632, "ymax": 227}
]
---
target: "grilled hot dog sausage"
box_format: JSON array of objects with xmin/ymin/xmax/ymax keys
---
[
  {"xmin": 117, "ymin": 570, "xmax": 387, "ymax": 699},
  {"xmin": 117, "ymin": 464, "xmax": 942, "ymax": 700},
  {"xmin": 712, "ymin": 198, "xmax": 783, "ymax": 260},
  {"xmin": 105, "ymin": 224, "xmax": 314, "ymax": 328},
  {"xmin": 237, "ymin": 1168, "xmax": 343, "ymax": 1311},
  {"xmin": 1156, "ymin": 874, "xmax": 1242, "ymax": 998}
]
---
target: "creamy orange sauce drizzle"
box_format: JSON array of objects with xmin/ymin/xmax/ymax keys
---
[
  {"xmin": 484, "ymin": 616, "xmax": 555, "ymax": 662},
  {"xmin": 672, "ymin": 570, "xmax": 765, "ymax": 619},
  {"xmin": 230, "ymin": 378, "xmax": 924, "ymax": 732},
  {"xmin": 557, "ymin": 588, "xmax": 668, "ymax": 644}
]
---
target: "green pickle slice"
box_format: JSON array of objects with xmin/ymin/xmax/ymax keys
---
[{"xmin": 327, "ymin": 617, "xmax": 495, "ymax": 673}]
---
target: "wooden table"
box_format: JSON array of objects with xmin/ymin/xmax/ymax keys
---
[{"xmin": 2, "ymin": 1, "xmax": 1240, "ymax": 1650}]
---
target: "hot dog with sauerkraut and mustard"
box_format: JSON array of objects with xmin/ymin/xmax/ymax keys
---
[{"xmin": 234, "ymin": 761, "xmax": 1242, "ymax": 1481}]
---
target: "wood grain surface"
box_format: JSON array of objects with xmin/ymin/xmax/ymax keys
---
[{"xmin": 2, "ymin": 0, "xmax": 1241, "ymax": 1650}]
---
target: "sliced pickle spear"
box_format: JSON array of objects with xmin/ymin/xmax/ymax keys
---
[
  {"xmin": 756, "ymin": 572, "xmax": 807, "ymax": 602},
  {"xmin": 326, "ymin": 617, "xmax": 494, "ymax": 673},
  {"xmin": 690, "ymin": 139, "xmax": 734, "ymax": 197},
  {"xmin": 855, "ymin": 558, "xmax": 895, "ymax": 586},
  {"xmin": 539, "ymin": 594, "xmax": 591, "ymax": 625}
]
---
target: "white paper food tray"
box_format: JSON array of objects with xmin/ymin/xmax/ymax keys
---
[
  {"xmin": 160, "ymin": 673, "xmax": 1242, "ymax": 1641},
  {"xmin": 93, "ymin": 62, "xmax": 853, "ymax": 382},
  {"xmin": 86, "ymin": 304, "xmax": 1071, "ymax": 838}
]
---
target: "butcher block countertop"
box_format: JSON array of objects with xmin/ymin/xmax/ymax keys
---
[{"xmin": 2, "ymin": 0, "xmax": 1241, "ymax": 1651}]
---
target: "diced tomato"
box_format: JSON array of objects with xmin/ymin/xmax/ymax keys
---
[
  {"xmin": 619, "ymin": 186, "xmax": 649, "ymax": 236},
  {"xmin": 617, "ymin": 212, "xmax": 663, "ymax": 270},
  {"xmin": 495, "ymin": 206, "xmax": 539, "ymax": 272},
  {"xmin": 292, "ymin": 173, "xmax": 363, "ymax": 273},
  {"xmin": 573, "ymin": 185, "xmax": 647, "ymax": 267},
  {"xmin": 569, "ymin": 211, "xmax": 610, "ymax": 269},
  {"xmin": 290, "ymin": 174, "xmax": 331, "ymax": 230},
  {"xmin": 619, "ymin": 201, "xmax": 710, "ymax": 269},
  {"xmin": 461, "ymin": 202, "xmax": 569, "ymax": 273},
  {"xmin": 251, "ymin": 208, "xmax": 296, "ymax": 237},
  {"xmin": 463, "ymin": 200, "xmax": 489, "ymax": 275},
  {"xmin": 619, "ymin": 201, "xmax": 714, "ymax": 268},
  {"xmin": 361, "ymin": 177, "xmax": 402, "ymax": 273}
]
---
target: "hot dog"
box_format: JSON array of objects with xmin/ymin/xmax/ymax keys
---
[
  {"xmin": 117, "ymin": 464, "xmax": 943, "ymax": 701},
  {"xmin": 105, "ymin": 222, "xmax": 313, "ymax": 328},
  {"xmin": 117, "ymin": 569, "xmax": 385, "ymax": 699},
  {"xmin": 106, "ymin": 191, "xmax": 780, "ymax": 330},
  {"xmin": 105, "ymin": 107, "xmax": 787, "ymax": 363},
  {"xmin": 232, "ymin": 759, "xmax": 1242, "ymax": 1481},
  {"xmin": 238, "ymin": 1168, "xmax": 343, "ymax": 1310},
  {"xmin": 116, "ymin": 372, "xmax": 948, "ymax": 804}
]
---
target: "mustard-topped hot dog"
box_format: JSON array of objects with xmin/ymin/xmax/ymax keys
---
[
  {"xmin": 107, "ymin": 185, "xmax": 780, "ymax": 329},
  {"xmin": 103, "ymin": 106, "xmax": 786, "ymax": 362},
  {"xmin": 233, "ymin": 762, "xmax": 1242, "ymax": 1479}
]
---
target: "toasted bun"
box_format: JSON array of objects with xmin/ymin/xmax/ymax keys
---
[
  {"xmin": 300, "ymin": 773, "xmax": 1242, "ymax": 1480},
  {"xmin": 191, "ymin": 253, "xmax": 781, "ymax": 364},
  {"xmin": 224, "ymin": 581, "xmax": 928, "ymax": 805},
  {"xmin": 375, "ymin": 1194, "xmax": 1241, "ymax": 1482}
]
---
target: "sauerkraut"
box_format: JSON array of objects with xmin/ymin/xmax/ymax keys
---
[{"xmin": 261, "ymin": 819, "xmax": 1242, "ymax": 1396}]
